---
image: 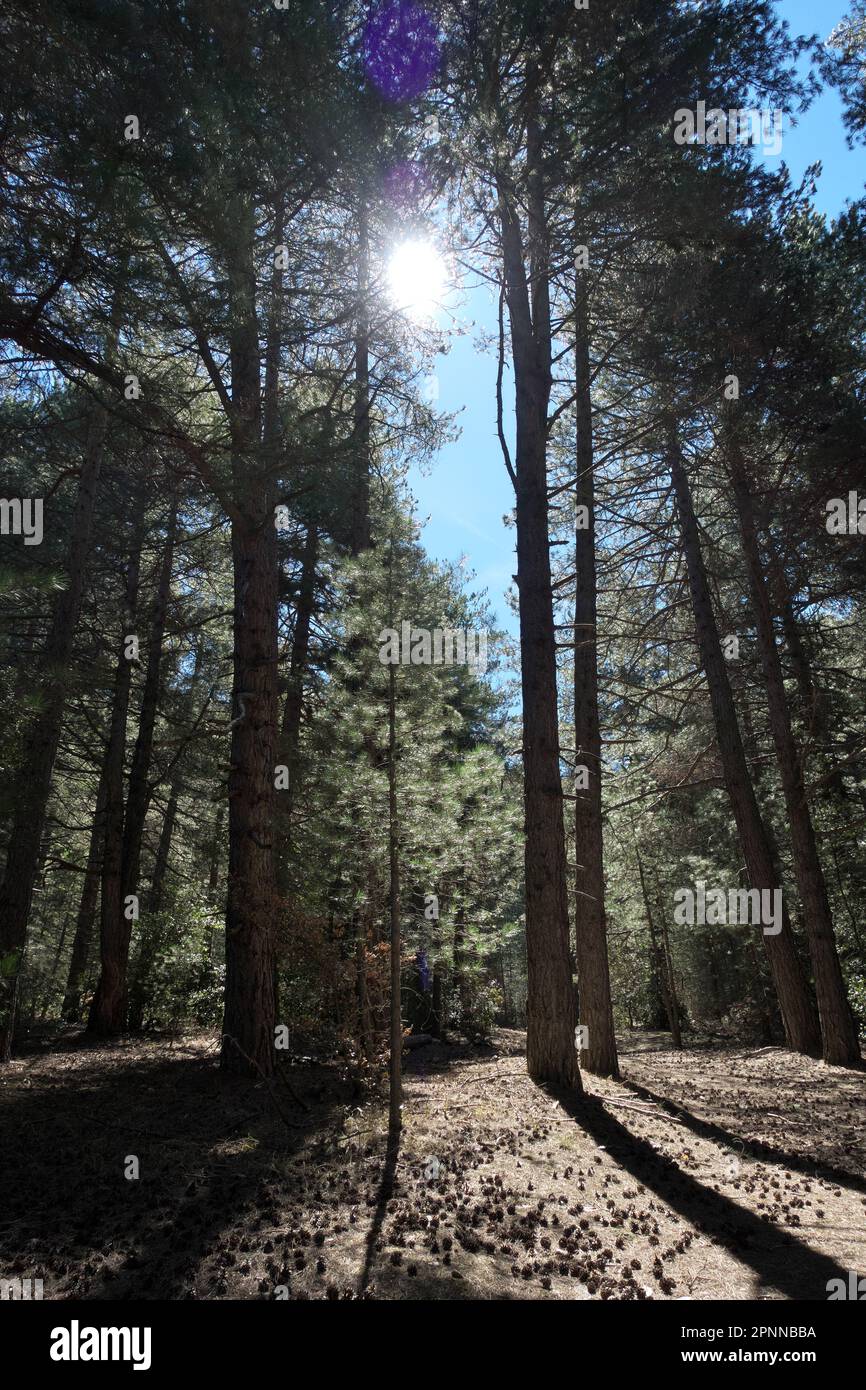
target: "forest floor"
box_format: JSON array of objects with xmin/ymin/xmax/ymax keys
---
[{"xmin": 1, "ymin": 1027, "xmax": 864, "ymax": 1301}]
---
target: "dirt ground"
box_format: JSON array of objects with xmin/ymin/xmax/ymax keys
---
[{"xmin": 1, "ymin": 1028, "xmax": 863, "ymax": 1300}]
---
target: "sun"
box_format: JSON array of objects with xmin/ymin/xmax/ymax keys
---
[{"xmin": 386, "ymin": 238, "xmax": 446, "ymax": 321}]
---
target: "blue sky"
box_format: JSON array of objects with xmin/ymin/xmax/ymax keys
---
[{"xmin": 405, "ymin": 0, "xmax": 866, "ymax": 641}]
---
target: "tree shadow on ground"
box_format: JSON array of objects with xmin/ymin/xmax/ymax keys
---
[
  {"xmin": 620, "ymin": 1075, "xmax": 866, "ymax": 1200},
  {"xmin": 552, "ymin": 1088, "xmax": 852, "ymax": 1300},
  {"xmin": 358, "ymin": 1129, "xmax": 400, "ymax": 1296},
  {"xmin": 0, "ymin": 1041, "xmax": 345, "ymax": 1300}
]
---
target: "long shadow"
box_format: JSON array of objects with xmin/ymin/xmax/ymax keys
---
[
  {"xmin": 0, "ymin": 1044, "xmax": 344, "ymax": 1300},
  {"xmin": 358, "ymin": 1129, "xmax": 400, "ymax": 1297},
  {"xmin": 620, "ymin": 1076, "xmax": 866, "ymax": 1200},
  {"xmin": 551, "ymin": 1088, "xmax": 852, "ymax": 1300}
]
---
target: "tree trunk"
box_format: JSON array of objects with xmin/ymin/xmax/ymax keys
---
[
  {"xmin": 39, "ymin": 913, "xmax": 70, "ymax": 1020},
  {"xmin": 277, "ymin": 522, "xmax": 318, "ymax": 893},
  {"xmin": 220, "ymin": 195, "xmax": 279, "ymax": 1077},
  {"xmin": 0, "ymin": 405, "xmax": 108, "ymax": 1059},
  {"xmin": 150, "ymin": 781, "xmax": 179, "ymax": 916},
  {"xmin": 728, "ymin": 443, "xmax": 860, "ymax": 1065},
  {"xmin": 496, "ymin": 91, "xmax": 580, "ymax": 1090},
  {"xmin": 387, "ymin": 660, "xmax": 402, "ymax": 1138},
  {"xmin": 345, "ymin": 199, "xmax": 375, "ymax": 1061},
  {"xmin": 452, "ymin": 900, "xmax": 470, "ymax": 1034},
  {"xmin": 354, "ymin": 908, "xmax": 374, "ymax": 1064},
  {"xmin": 747, "ymin": 935, "xmax": 778, "ymax": 1043},
  {"xmin": 572, "ymin": 270, "xmax": 618, "ymax": 1077},
  {"xmin": 121, "ymin": 495, "xmax": 177, "ymax": 910},
  {"xmin": 768, "ymin": 547, "xmax": 829, "ymax": 735},
  {"xmin": 667, "ymin": 424, "xmax": 820, "ymax": 1056},
  {"xmin": 635, "ymin": 842, "xmax": 681, "ymax": 1047},
  {"xmin": 431, "ymin": 960, "xmax": 444, "ymax": 1038},
  {"xmin": 62, "ymin": 764, "xmax": 109, "ymax": 1022},
  {"xmin": 351, "ymin": 196, "xmax": 371, "ymax": 555},
  {"xmin": 127, "ymin": 776, "xmax": 180, "ymax": 1032},
  {"xmin": 656, "ymin": 891, "xmax": 683, "ymax": 1049},
  {"xmin": 88, "ymin": 501, "xmax": 145, "ymax": 1036}
]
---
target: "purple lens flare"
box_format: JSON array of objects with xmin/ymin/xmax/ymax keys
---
[{"xmin": 363, "ymin": 2, "xmax": 439, "ymax": 104}]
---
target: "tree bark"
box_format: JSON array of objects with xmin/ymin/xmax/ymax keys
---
[
  {"xmin": 431, "ymin": 960, "xmax": 444, "ymax": 1038},
  {"xmin": 667, "ymin": 424, "xmax": 820, "ymax": 1057},
  {"xmin": 345, "ymin": 198, "xmax": 375, "ymax": 1060},
  {"xmin": 277, "ymin": 522, "xmax": 318, "ymax": 893},
  {"xmin": 121, "ymin": 495, "xmax": 177, "ymax": 910},
  {"xmin": 351, "ymin": 196, "xmax": 371, "ymax": 555},
  {"xmin": 220, "ymin": 194, "xmax": 279, "ymax": 1077},
  {"xmin": 452, "ymin": 899, "xmax": 470, "ymax": 1034},
  {"xmin": 62, "ymin": 764, "xmax": 108, "ymax": 1022},
  {"xmin": 635, "ymin": 842, "xmax": 681, "ymax": 1048},
  {"xmin": 150, "ymin": 780, "xmax": 179, "ymax": 919},
  {"xmin": 572, "ymin": 271, "xmax": 618, "ymax": 1077},
  {"xmin": 387, "ymin": 660, "xmax": 402, "ymax": 1138},
  {"xmin": 655, "ymin": 888, "xmax": 683, "ymax": 1048},
  {"xmin": 127, "ymin": 776, "xmax": 179, "ymax": 1032},
  {"xmin": 92, "ymin": 492, "xmax": 177, "ymax": 1034},
  {"xmin": 0, "ymin": 405, "xmax": 108, "ymax": 1058},
  {"xmin": 497, "ymin": 92, "xmax": 580, "ymax": 1090},
  {"xmin": 768, "ymin": 545, "xmax": 833, "ymax": 755},
  {"xmin": 88, "ymin": 499, "xmax": 146, "ymax": 1036},
  {"xmin": 728, "ymin": 443, "xmax": 860, "ymax": 1065}
]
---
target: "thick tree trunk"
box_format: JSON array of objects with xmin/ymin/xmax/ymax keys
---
[
  {"xmin": 667, "ymin": 426, "xmax": 820, "ymax": 1056},
  {"xmin": 0, "ymin": 407, "xmax": 107, "ymax": 1059},
  {"xmin": 220, "ymin": 196, "xmax": 279, "ymax": 1077},
  {"xmin": 88, "ymin": 505, "xmax": 145, "ymax": 1036},
  {"xmin": 116, "ymin": 502, "xmax": 177, "ymax": 1033},
  {"xmin": 62, "ymin": 765, "xmax": 108, "ymax": 1022},
  {"xmin": 387, "ymin": 661, "xmax": 402, "ymax": 1138},
  {"xmin": 498, "ymin": 120, "xmax": 579, "ymax": 1090},
  {"xmin": 263, "ymin": 195, "xmax": 289, "ymax": 1038},
  {"xmin": 221, "ymin": 524, "xmax": 279, "ymax": 1075},
  {"xmin": 572, "ymin": 273, "xmax": 618, "ymax": 1078},
  {"xmin": 345, "ymin": 200, "xmax": 375, "ymax": 1060},
  {"xmin": 728, "ymin": 446, "xmax": 860, "ymax": 1065}
]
